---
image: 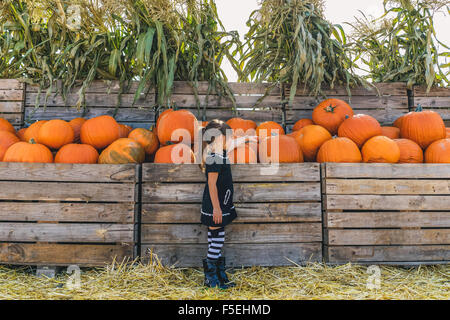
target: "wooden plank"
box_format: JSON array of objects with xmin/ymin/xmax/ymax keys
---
[
  {"xmin": 0, "ymin": 113, "xmax": 22, "ymax": 125},
  {"xmin": 0, "ymin": 181, "xmax": 135, "ymax": 202},
  {"xmin": 142, "ymin": 163, "xmax": 320, "ymax": 182},
  {"xmin": 325, "ymin": 195, "xmax": 450, "ymax": 211},
  {"xmin": 326, "ymin": 211, "xmax": 450, "ymax": 228},
  {"xmin": 142, "ymin": 203, "xmax": 322, "ymax": 223},
  {"xmin": 170, "ymin": 94, "xmax": 281, "ymax": 109},
  {"xmin": 142, "ymin": 243, "xmax": 322, "ymax": 267},
  {"xmin": 414, "ymin": 86, "xmax": 450, "ymax": 97},
  {"xmin": 0, "ymin": 163, "xmax": 137, "ymax": 182},
  {"xmin": 0, "ymin": 203, "xmax": 134, "ymax": 223},
  {"xmin": 0, "ymin": 90, "xmax": 23, "ymax": 101},
  {"xmin": 0, "ymin": 101, "xmax": 23, "ymax": 113},
  {"xmin": 0, "ymin": 223, "xmax": 134, "ymax": 242},
  {"xmin": 0, "ymin": 79, "xmax": 23, "ymax": 90},
  {"xmin": 141, "ymin": 223, "xmax": 322, "ymax": 244},
  {"xmin": 325, "ymin": 163, "xmax": 450, "ymax": 179},
  {"xmin": 414, "ymin": 97, "xmax": 450, "ymax": 108},
  {"xmin": 290, "ymin": 95, "xmax": 408, "ymax": 110},
  {"xmin": 326, "ymin": 179, "xmax": 450, "ymax": 195},
  {"xmin": 0, "ymin": 243, "xmax": 133, "ymax": 266},
  {"xmin": 327, "ymin": 229, "xmax": 450, "ymax": 246},
  {"xmin": 326, "ymin": 245, "xmax": 450, "ymax": 263},
  {"xmin": 292, "ymin": 82, "xmax": 407, "ymax": 97},
  {"xmin": 142, "ymin": 182, "xmax": 321, "ymax": 203},
  {"xmin": 172, "ymin": 81, "xmax": 281, "ymax": 96},
  {"xmin": 26, "ymin": 80, "xmax": 155, "ymax": 94}
]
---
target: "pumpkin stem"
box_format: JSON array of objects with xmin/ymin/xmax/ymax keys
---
[
  {"xmin": 29, "ymin": 138, "xmax": 36, "ymax": 144},
  {"xmin": 415, "ymin": 104, "xmax": 423, "ymax": 112},
  {"xmin": 325, "ymin": 105, "xmax": 336, "ymax": 113}
]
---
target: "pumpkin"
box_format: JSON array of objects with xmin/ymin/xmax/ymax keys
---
[
  {"xmin": 317, "ymin": 137, "xmax": 362, "ymax": 163},
  {"xmin": 256, "ymin": 121, "xmax": 285, "ymax": 139},
  {"xmin": 425, "ymin": 139, "xmax": 450, "ymax": 163},
  {"xmin": 99, "ymin": 138, "xmax": 145, "ymax": 164},
  {"xmin": 400, "ymin": 106, "xmax": 446, "ymax": 149},
  {"xmin": 80, "ymin": 115, "xmax": 120, "ymax": 149},
  {"xmin": 155, "ymin": 109, "xmax": 174, "ymax": 133},
  {"xmin": 128, "ymin": 128, "xmax": 159, "ymax": 155},
  {"xmin": 291, "ymin": 125, "xmax": 332, "ymax": 162},
  {"xmin": 228, "ymin": 143, "xmax": 258, "ymax": 164},
  {"xmin": 292, "ymin": 119, "xmax": 314, "ymax": 132},
  {"xmin": 393, "ymin": 115, "xmax": 405, "ymax": 129},
  {"xmin": 24, "ymin": 120, "xmax": 47, "ymax": 143},
  {"xmin": 381, "ymin": 126, "xmax": 400, "ymax": 140},
  {"xmin": 118, "ymin": 124, "xmax": 133, "ymax": 138},
  {"xmin": 69, "ymin": 118, "xmax": 87, "ymax": 143},
  {"xmin": 362, "ymin": 136, "xmax": 400, "ymax": 163},
  {"xmin": 154, "ymin": 143, "xmax": 195, "ymax": 164},
  {"xmin": 3, "ymin": 139, "xmax": 53, "ymax": 163},
  {"xmin": 38, "ymin": 119, "xmax": 74, "ymax": 149},
  {"xmin": 394, "ymin": 139, "xmax": 424, "ymax": 163},
  {"xmin": 55, "ymin": 144, "xmax": 99, "ymax": 164},
  {"xmin": 226, "ymin": 118, "xmax": 257, "ymax": 136},
  {"xmin": 16, "ymin": 128, "xmax": 27, "ymax": 141},
  {"xmin": 201, "ymin": 121, "xmax": 209, "ymax": 128},
  {"xmin": 157, "ymin": 110, "xmax": 198, "ymax": 146},
  {"xmin": 0, "ymin": 131, "xmax": 20, "ymax": 161},
  {"xmin": 312, "ymin": 99, "xmax": 354, "ymax": 135},
  {"xmin": 0, "ymin": 118, "xmax": 15, "ymax": 134},
  {"xmin": 338, "ymin": 114, "xmax": 382, "ymax": 148},
  {"xmin": 446, "ymin": 128, "xmax": 450, "ymax": 138},
  {"xmin": 259, "ymin": 135, "xmax": 303, "ymax": 163}
]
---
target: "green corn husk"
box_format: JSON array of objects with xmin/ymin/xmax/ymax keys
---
[{"xmin": 349, "ymin": 0, "xmax": 450, "ymax": 91}]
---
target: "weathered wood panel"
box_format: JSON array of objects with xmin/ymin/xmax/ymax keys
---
[
  {"xmin": 143, "ymin": 243, "xmax": 322, "ymax": 267},
  {"xmin": 0, "ymin": 79, "xmax": 24, "ymax": 90},
  {"xmin": 0, "ymin": 80, "xmax": 24, "ymax": 128}
]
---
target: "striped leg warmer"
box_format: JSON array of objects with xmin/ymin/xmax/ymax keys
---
[{"xmin": 207, "ymin": 227, "xmax": 225, "ymax": 260}]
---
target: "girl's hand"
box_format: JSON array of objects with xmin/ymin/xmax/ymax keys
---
[{"xmin": 213, "ymin": 207, "xmax": 223, "ymax": 225}]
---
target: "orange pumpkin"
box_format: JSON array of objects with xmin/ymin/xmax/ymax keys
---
[
  {"xmin": 317, "ymin": 138, "xmax": 362, "ymax": 163},
  {"xmin": 3, "ymin": 139, "xmax": 53, "ymax": 163},
  {"xmin": 0, "ymin": 131, "xmax": 20, "ymax": 161},
  {"xmin": 394, "ymin": 139, "xmax": 424, "ymax": 164},
  {"xmin": 291, "ymin": 125, "xmax": 332, "ymax": 162},
  {"xmin": 446, "ymin": 128, "xmax": 450, "ymax": 138},
  {"xmin": 24, "ymin": 120, "xmax": 47, "ymax": 143},
  {"xmin": 80, "ymin": 115, "xmax": 120, "ymax": 149},
  {"xmin": 16, "ymin": 128, "xmax": 27, "ymax": 141},
  {"xmin": 425, "ymin": 139, "xmax": 450, "ymax": 163},
  {"xmin": 155, "ymin": 109, "xmax": 174, "ymax": 133},
  {"xmin": 157, "ymin": 110, "xmax": 198, "ymax": 146},
  {"xmin": 226, "ymin": 118, "xmax": 257, "ymax": 136},
  {"xmin": 69, "ymin": 118, "xmax": 87, "ymax": 143},
  {"xmin": 201, "ymin": 121, "xmax": 209, "ymax": 128},
  {"xmin": 259, "ymin": 135, "xmax": 303, "ymax": 163},
  {"xmin": 55, "ymin": 144, "xmax": 99, "ymax": 164},
  {"xmin": 338, "ymin": 114, "xmax": 382, "ymax": 148},
  {"xmin": 118, "ymin": 124, "xmax": 133, "ymax": 138},
  {"xmin": 312, "ymin": 99, "xmax": 354, "ymax": 135},
  {"xmin": 228, "ymin": 143, "xmax": 258, "ymax": 164},
  {"xmin": 256, "ymin": 121, "xmax": 285, "ymax": 139},
  {"xmin": 38, "ymin": 119, "xmax": 74, "ymax": 149},
  {"xmin": 400, "ymin": 106, "xmax": 446, "ymax": 149},
  {"xmin": 381, "ymin": 126, "xmax": 400, "ymax": 140},
  {"xmin": 292, "ymin": 119, "xmax": 314, "ymax": 132},
  {"xmin": 362, "ymin": 136, "xmax": 400, "ymax": 163},
  {"xmin": 0, "ymin": 118, "xmax": 15, "ymax": 134},
  {"xmin": 128, "ymin": 128, "xmax": 159, "ymax": 155},
  {"xmin": 99, "ymin": 138, "xmax": 145, "ymax": 164},
  {"xmin": 393, "ymin": 115, "xmax": 405, "ymax": 129},
  {"xmin": 154, "ymin": 143, "xmax": 195, "ymax": 164}
]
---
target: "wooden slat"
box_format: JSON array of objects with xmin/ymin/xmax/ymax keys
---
[
  {"xmin": 142, "ymin": 182, "xmax": 321, "ymax": 203},
  {"xmin": 292, "ymin": 82, "xmax": 407, "ymax": 96},
  {"xmin": 325, "ymin": 163, "xmax": 450, "ymax": 179},
  {"xmin": 327, "ymin": 229, "xmax": 450, "ymax": 246},
  {"xmin": 0, "ymin": 113, "xmax": 22, "ymax": 125},
  {"xmin": 26, "ymin": 80, "xmax": 155, "ymax": 94},
  {"xmin": 0, "ymin": 101, "xmax": 23, "ymax": 113},
  {"xmin": 142, "ymin": 203, "xmax": 322, "ymax": 223},
  {"xmin": 0, "ymin": 223, "xmax": 134, "ymax": 242},
  {"xmin": 0, "ymin": 203, "xmax": 134, "ymax": 223},
  {"xmin": 414, "ymin": 86, "xmax": 450, "ymax": 97},
  {"xmin": 0, "ymin": 163, "xmax": 137, "ymax": 182},
  {"xmin": 0, "ymin": 181, "xmax": 135, "ymax": 202},
  {"xmin": 0, "ymin": 90, "xmax": 23, "ymax": 101},
  {"xmin": 170, "ymin": 94, "xmax": 281, "ymax": 109},
  {"xmin": 326, "ymin": 245, "xmax": 450, "ymax": 263},
  {"xmin": 325, "ymin": 195, "xmax": 450, "ymax": 211},
  {"xmin": 326, "ymin": 179, "xmax": 450, "ymax": 195},
  {"xmin": 172, "ymin": 81, "xmax": 281, "ymax": 96},
  {"xmin": 290, "ymin": 95, "xmax": 408, "ymax": 110},
  {"xmin": 0, "ymin": 79, "xmax": 24, "ymax": 90},
  {"xmin": 142, "ymin": 163, "xmax": 320, "ymax": 182},
  {"xmin": 142, "ymin": 223, "xmax": 322, "ymax": 244},
  {"xmin": 326, "ymin": 211, "xmax": 450, "ymax": 228},
  {"xmin": 415, "ymin": 96, "xmax": 450, "ymax": 108},
  {"xmin": 0, "ymin": 243, "xmax": 133, "ymax": 266},
  {"xmin": 142, "ymin": 243, "xmax": 322, "ymax": 267}
]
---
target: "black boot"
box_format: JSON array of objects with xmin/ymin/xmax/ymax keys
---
[
  {"xmin": 216, "ymin": 257, "xmax": 236, "ymax": 288},
  {"xmin": 202, "ymin": 258, "xmax": 223, "ymax": 289}
]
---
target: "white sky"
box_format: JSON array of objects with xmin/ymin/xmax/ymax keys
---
[{"xmin": 216, "ymin": 0, "xmax": 450, "ymax": 81}]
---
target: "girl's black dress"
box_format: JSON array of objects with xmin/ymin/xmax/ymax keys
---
[{"xmin": 201, "ymin": 151, "xmax": 237, "ymax": 228}]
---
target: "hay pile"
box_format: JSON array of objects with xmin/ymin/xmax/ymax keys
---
[{"xmin": 0, "ymin": 260, "xmax": 448, "ymax": 300}]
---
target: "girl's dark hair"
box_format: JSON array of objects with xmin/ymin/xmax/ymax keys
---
[{"xmin": 200, "ymin": 120, "xmax": 231, "ymax": 172}]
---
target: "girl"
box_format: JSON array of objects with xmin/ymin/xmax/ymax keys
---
[{"xmin": 201, "ymin": 120, "xmax": 252, "ymax": 289}]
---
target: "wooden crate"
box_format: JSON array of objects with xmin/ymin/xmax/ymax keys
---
[
  {"xmin": 322, "ymin": 163, "xmax": 450, "ymax": 265},
  {"xmin": 286, "ymin": 83, "xmax": 408, "ymax": 129},
  {"xmin": 0, "ymin": 163, "xmax": 139, "ymax": 267},
  {"xmin": 414, "ymin": 86, "xmax": 450, "ymax": 125},
  {"xmin": 141, "ymin": 163, "xmax": 322, "ymax": 267},
  {"xmin": 0, "ymin": 79, "xmax": 24, "ymax": 128}
]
